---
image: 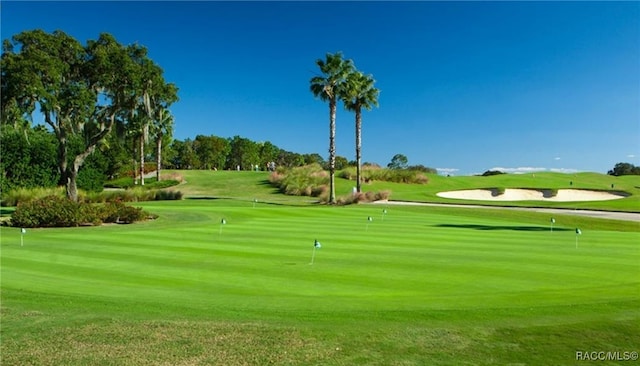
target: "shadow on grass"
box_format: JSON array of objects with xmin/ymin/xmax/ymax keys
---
[
  {"xmin": 186, "ymin": 196, "xmax": 293, "ymax": 206},
  {"xmin": 186, "ymin": 197, "xmax": 230, "ymax": 200},
  {"xmin": 258, "ymin": 179, "xmax": 284, "ymax": 194},
  {"xmin": 434, "ymin": 224, "xmax": 573, "ymax": 232}
]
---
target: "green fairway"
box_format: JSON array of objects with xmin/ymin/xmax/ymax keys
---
[
  {"xmin": 171, "ymin": 169, "xmax": 640, "ymax": 211},
  {"xmin": 1, "ymin": 191, "xmax": 638, "ymax": 364},
  {"xmin": 362, "ymin": 171, "xmax": 640, "ymax": 212}
]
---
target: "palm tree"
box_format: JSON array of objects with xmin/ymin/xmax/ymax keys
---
[
  {"xmin": 126, "ymin": 104, "xmax": 150, "ymax": 186},
  {"xmin": 310, "ymin": 52, "xmax": 354, "ymax": 204},
  {"xmin": 342, "ymin": 71, "xmax": 379, "ymax": 193},
  {"xmin": 151, "ymin": 107, "xmax": 174, "ymax": 181}
]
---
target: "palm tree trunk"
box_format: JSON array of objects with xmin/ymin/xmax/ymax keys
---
[
  {"xmin": 132, "ymin": 139, "xmax": 138, "ymax": 185},
  {"xmin": 355, "ymin": 105, "xmax": 362, "ymax": 193},
  {"xmin": 156, "ymin": 133, "xmax": 162, "ymax": 182},
  {"xmin": 329, "ymin": 97, "xmax": 337, "ymax": 204},
  {"xmin": 139, "ymin": 136, "xmax": 145, "ymax": 186}
]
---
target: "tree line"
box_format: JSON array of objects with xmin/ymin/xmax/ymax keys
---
[
  {"xmin": 166, "ymin": 135, "xmax": 327, "ymax": 171},
  {"xmin": 0, "ymin": 119, "xmax": 381, "ymax": 195},
  {"xmin": 607, "ymin": 163, "xmax": 640, "ymax": 176}
]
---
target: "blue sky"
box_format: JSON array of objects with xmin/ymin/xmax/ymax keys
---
[{"xmin": 2, "ymin": 1, "xmax": 638, "ymax": 175}]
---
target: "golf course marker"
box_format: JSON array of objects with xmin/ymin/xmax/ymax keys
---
[
  {"xmin": 219, "ymin": 218, "xmax": 226, "ymax": 235},
  {"xmin": 310, "ymin": 239, "xmax": 321, "ymax": 265},
  {"xmin": 575, "ymin": 228, "xmax": 581, "ymax": 248},
  {"xmin": 20, "ymin": 228, "xmax": 26, "ymax": 247}
]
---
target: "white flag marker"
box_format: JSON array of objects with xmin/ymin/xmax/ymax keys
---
[
  {"xmin": 20, "ymin": 228, "xmax": 26, "ymax": 247},
  {"xmin": 550, "ymin": 217, "xmax": 555, "ymax": 232},
  {"xmin": 366, "ymin": 216, "xmax": 373, "ymax": 231},
  {"xmin": 575, "ymin": 228, "xmax": 581, "ymax": 248},
  {"xmin": 310, "ymin": 239, "xmax": 321, "ymax": 265},
  {"xmin": 219, "ymin": 218, "xmax": 226, "ymax": 235}
]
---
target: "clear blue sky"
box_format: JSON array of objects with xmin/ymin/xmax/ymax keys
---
[{"xmin": 2, "ymin": 1, "xmax": 638, "ymax": 175}]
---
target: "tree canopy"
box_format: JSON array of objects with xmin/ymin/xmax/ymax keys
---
[
  {"xmin": 1, "ymin": 30, "xmax": 177, "ymax": 201},
  {"xmin": 387, "ymin": 154, "xmax": 409, "ymax": 170},
  {"xmin": 607, "ymin": 162, "xmax": 640, "ymax": 176}
]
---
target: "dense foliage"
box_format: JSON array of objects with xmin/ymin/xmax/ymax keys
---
[
  {"xmin": 387, "ymin": 154, "xmax": 409, "ymax": 170},
  {"xmin": 268, "ymin": 164, "xmax": 328, "ymax": 197},
  {"xmin": 481, "ymin": 170, "xmax": 506, "ymax": 176},
  {"xmin": 607, "ymin": 162, "xmax": 640, "ymax": 176},
  {"xmin": 10, "ymin": 196, "xmax": 151, "ymax": 227},
  {"xmin": 270, "ymin": 164, "xmax": 398, "ymax": 204},
  {"xmin": 0, "ymin": 126, "xmax": 59, "ymax": 193},
  {"xmin": 339, "ymin": 166, "xmax": 429, "ymax": 184},
  {"xmin": 1, "ymin": 30, "xmax": 178, "ymax": 201}
]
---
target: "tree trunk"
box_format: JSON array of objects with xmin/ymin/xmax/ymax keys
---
[
  {"xmin": 139, "ymin": 135, "xmax": 145, "ymax": 186},
  {"xmin": 66, "ymin": 173, "xmax": 78, "ymax": 203},
  {"xmin": 355, "ymin": 105, "xmax": 362, "ymax": 193},
  {"xmin": 133, "ymin": 139, "xmax": 138, "ymax": 185},
  {"xmin": 66, "ymin": 145, "xmax": 97, "ymax": 202},
  {"xmin": 328, "ymin": 97, "xmax": 337, "ymax": 204},
  {"xmin": 57, "ymin": 136, "xmax": 68, "ymax": 187},
  {"xmin": 156, "ymin": 133, "xmax": 162, "ymax": 182}
]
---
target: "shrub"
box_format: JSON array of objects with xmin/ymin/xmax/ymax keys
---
[
  {"xmin": 148, "ymin": 179, "xmax": 180, "ymax": 190},
  {"xmin": 481, "ymin": 170, "xmax": 506, "ymax": 176},
  {"xmin": 358, "ymin": 167, "xmax": 429, "ymax": 184},
  {"xmin": 0, "ymin": 126, "xmax": 59, "ymax": 194},
  {"xmin": 10, "ymin": 195, "xmax": 152, "ymax": 227},
  {"xmin": 154, "ymin": 190, "xmax": 183, "ymax": 200},
  {"xmin": 103, "ymin": 177, "xmax": 179, "ymax": 190},
  {"xmin": 79, "ymin": 188, "xmax": 182, "ymax": 203},
  {"xmin": 338, "ymin": 167, "xmax": 356, "ymax": 180},
  {"xmin": 491, "ymin": 187, "xmax": 506, "ymax": 196},
  {"xmin": 161, "ymin": 172, "xmax": 185, "ymax": 183},
  {"xmin": 77, "ymin": 166, "xmax": 106, "ymax": 193},
  {"xmin": 1, "ymin": 186, "xmax": 65, "ymax": 206},
  {"xmin": 334, "ymin": 190, "xmax": 391, "ymax": 205},
  {"xmin": 102, "ymin": 200, "xmax": 148, "ymax": 224},
  {"xmin": 407, "ymin": 165, "xmax": 438, "ymax": 174},
  {"xmin": 269, "ymin": 164, "xmax": 328, "ymax": 197},
  {"xmin": 11, "ymin": 195, "xmax": 82, "ymax": 228}
]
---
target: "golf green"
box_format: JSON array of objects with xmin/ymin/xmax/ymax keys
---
[{"xmin": 1, "ymin": 199, "xmax": 638, "ymax": 364}]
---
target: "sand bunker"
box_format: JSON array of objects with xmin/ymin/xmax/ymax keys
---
[{"xmin": 436, "ymin": 189, "xmax": 628, "ymax": 202}]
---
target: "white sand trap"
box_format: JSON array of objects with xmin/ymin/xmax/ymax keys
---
[{"xmin": 436, "ymin": 189, "xmax": 628, "ymax": 202}]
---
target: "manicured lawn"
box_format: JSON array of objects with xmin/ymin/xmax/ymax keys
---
[
  {"xmin": 164, "ymin": 169, "xmax": 640, "ymax": 211},
  {"xmin": 1, "ymin": 196, "xmax": 638, "ymax": 365},
  {"xmin": 361, "ymin": 171, "xmax": 640, "ymax": 212}
]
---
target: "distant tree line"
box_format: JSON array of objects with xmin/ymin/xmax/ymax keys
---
[
  {"xmin": 166, "ymin": 135, "xmax": 326, "ymax": 171},
  {"xmin": 607, "ymin": 162, "xmax": 640, "ymax": 176}
]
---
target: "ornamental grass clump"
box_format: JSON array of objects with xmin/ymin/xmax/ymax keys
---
[{"xmin": 269, "ymin": 164, "xmax": 328, "ymax": 197}]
